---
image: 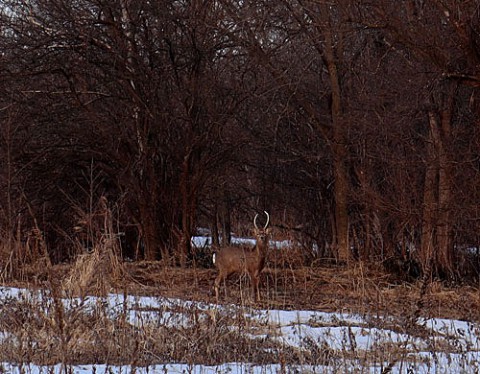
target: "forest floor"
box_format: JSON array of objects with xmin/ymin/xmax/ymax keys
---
[
  {"xmin": 2, "ymin": 259, "xmax": 480, "ymax": 372},
  {"xmin": 134, "ymin": 262, "xmax": 480, "ymax": 322},
  {"xmin": 15, "ymin": 259, "xmax": 480, "ymax": 324}
]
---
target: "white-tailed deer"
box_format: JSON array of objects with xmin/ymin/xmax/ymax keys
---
[{"xmin": 213, "ymin": 211, "xmax": 271, "ymax": 301}]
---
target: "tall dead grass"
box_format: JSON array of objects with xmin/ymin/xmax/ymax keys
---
[
  {"xmin": 0, "ymin": 200, "xmax": 479, "ymax": 370},
  {"xmin": 65, "ymin": 196, "xmax": 126, "ymax": 299},
  {"xmin": 0, "ymin": 287, "xmax": 307, "ymax": 368},
  {"xmin": 0, "ymin": 261, "xmax": 479, "ymax": 371}
]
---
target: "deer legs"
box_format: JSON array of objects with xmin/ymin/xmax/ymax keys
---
[{"xmin": 214, "ymin": 269, "xmax": 261, "ymax": 302}]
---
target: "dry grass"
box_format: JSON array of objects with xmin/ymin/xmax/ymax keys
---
[
  {"xmin": 115, "ymin": 262, "xmax": 480, "ymax": 323},
  {"xmin": 64, "ymin": 239, "xmax": 125, "ymax": 299},
  {"xmin": 14, "ymin": 258, "xmax": 479, "ymax": 323},
  {"xmin": 7, "ymin": 200, "xmax": 480, "ymax": 369},
  {"xmin": 0, "ymin": 251, "xmax": 479, "ymax": 369},
  {"xmin": 0, "ymin": 294, "xmax": 288, "ymax": 367}
]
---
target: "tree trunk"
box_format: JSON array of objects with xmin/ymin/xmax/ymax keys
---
[
  {"xmin": 321, "ymin": 2, "xmax": 350, "ymax": 263},
  {"xmin": 140, "ymin": 202, "xmax": 162, "ymax": 262},
  {"xmin": 180, "ymin": 153, "xmax": 194, "ymax": 268},
  {"xmin": 420, "ymin": 101, "xmax": 455, "ymax": 279},
  {"xmin": 420, "ymin": 136, "xmax": 437, "ymax": 279},
  {"xmin": 211, "ymin": 204, "xmax": 220, "ymax": 247},
  {"xmin": 436, "ymin": 92, "xmax": 455, "ymax": 277},
  {"xmin": 333, "ymin": 143, "xmax": 350, "ymax": 262},
  {"xmin": 220, "ymin": 188, "xmax": 232, "ymax": 246}
]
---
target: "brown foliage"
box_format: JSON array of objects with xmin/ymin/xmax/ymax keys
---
[{"xmin": 0, "ymin": 1, "xmax": 479, "ymax": 280}]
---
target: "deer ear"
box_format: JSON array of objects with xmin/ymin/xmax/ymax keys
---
[{"xmin": 266, "ymin": 228, "xmax": 272, "ymax": 235}]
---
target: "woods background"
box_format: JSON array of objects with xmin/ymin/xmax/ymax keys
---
[{"xmin": 1, "ymin": 0, "xmax": 480, "ymax": 281}]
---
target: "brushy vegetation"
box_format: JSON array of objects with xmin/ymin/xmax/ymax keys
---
[
  {"xmin": 2, "ymin": 2, "xmax": 480, "ymax": 371},
  {"xmin": 2, "ymin": 0, "xmax": 480, "ymax": 282},
  {"xmin": 0, "ymin": 198, "xmax": 477, "ymax": 371},
  {"xmin": 0, "ymin": 233, "xmax": 479, "ymax": 372}
]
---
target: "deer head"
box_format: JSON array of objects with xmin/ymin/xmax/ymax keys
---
[{"xmin": 253, "ymin": 211, "xmax": 270, "ymax": 248}]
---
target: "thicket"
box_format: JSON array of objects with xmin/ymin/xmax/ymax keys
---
[{"xmin": 1, "ymin": 1, "xmax": 480, "ymax": 281}]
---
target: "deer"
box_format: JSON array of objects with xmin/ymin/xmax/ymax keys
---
[{"xmin": 213, "ymin": 211, "xmax": 271, "ymax": 302}]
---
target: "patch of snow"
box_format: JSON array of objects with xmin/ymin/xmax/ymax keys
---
[{"xmin": 1, "ymin": 286, "xmax": 480, "ymax": 373}]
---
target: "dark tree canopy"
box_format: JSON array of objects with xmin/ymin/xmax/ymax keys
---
[{"xmin": 0, "ymin": 0, "xmax": 479, "ymax": 280}]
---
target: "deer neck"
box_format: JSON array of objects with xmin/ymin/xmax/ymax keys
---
[{"xmin": 255, "ymin": 239, "xmax": 268, "ymax": 256}]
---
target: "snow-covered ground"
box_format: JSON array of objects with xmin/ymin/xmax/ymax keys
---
[
  {"xmin": 191, "ymin": 234, "xmax": 297, "ymax": 250},
  {"xmin": 0, "ymin": 285, "xmax": 479, "ymax": 373}
]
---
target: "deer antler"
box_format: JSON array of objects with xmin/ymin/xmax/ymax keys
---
[
  {"xmin": 263, "ymin": 211, "xmax": 270, "ymax": 229},
  {"xmin": 254, "ymin": 211, "xmax": 270, "ymax": 230}
]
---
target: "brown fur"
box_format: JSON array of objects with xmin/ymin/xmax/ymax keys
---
[{"xmin": 214, "ymin": 222, "xmax": 271, "ymax": 301}]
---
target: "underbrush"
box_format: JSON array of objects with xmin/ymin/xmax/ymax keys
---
[
  {"xmin": 0, "ymin": 200, "xmax": 479, "ymax": 371},
  {"xmin": 0, "ymin": 232, "xmax": 479, "ymax": 371},
  {"xmin": 0, "ymin": 286, "xmax": 332, "ymax": 369},
  {"xmin": 1, "ymin": 281, "xmax": 479, "ymax": 373},
  {"xmin": 0, "ymin": 258, "xmax": 479, "ymax": 372}
]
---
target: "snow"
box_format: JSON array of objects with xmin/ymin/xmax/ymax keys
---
[
  {"xmin": 0, "ymin": 285, "xmax": 479, "ymax": 373},
  {"xmin": 0, "ymin": 363, "xmax": 321, "ymax": 374},
  {"xmin": 191, "ymin": 235, "xmax": 298, "ymax": 250}
]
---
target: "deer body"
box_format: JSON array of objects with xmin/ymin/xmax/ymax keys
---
[{"xmin": 213, "ymin": 212, "xmax": 270, "ymax": 301}]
